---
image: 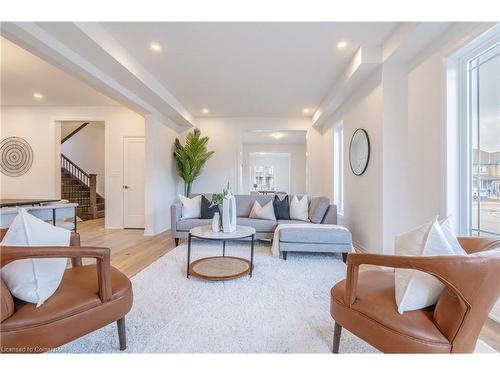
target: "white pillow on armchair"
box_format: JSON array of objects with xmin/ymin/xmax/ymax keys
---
[
  {"xmin": 0, "ymin": 208, "xmax": 70, "ymax": 307},
  {"xmin": 394, "ymin": 216, "xmax": 466, "ymax": 314}
]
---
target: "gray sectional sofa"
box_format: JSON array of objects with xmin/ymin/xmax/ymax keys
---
[{"xmin": 171, "ymin": 194, "xmax": 352, "ymax": 260}]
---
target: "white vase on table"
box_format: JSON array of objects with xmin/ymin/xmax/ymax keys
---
[
  {"xmin": 222, "ymin": 190, "xmax": 237, "ymax": 233},
  {"xmin": 212, "ymin": 212, "xmax": 220, "ymax": 232}
]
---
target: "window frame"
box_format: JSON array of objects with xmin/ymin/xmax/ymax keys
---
[
  {"xmin": 454, "ymin": 28, "xmax": 500, "ymax": 236},
  {"xmin": 333, "ymin": 122, "xmax": 344, "ymax": 216}
]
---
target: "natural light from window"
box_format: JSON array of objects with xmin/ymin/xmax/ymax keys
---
[
  {"xmin": 468, "ymin": 42, "xmax": 500, "ymax": 237},
  {"xmin": 333, "ymin": 123, "xmax": 344, "ymax": 215}
]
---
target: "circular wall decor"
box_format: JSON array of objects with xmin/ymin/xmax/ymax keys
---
[
  {"xmin": 0, "ymin": 137, "xmax": 34, "ymax": 177},
  {"xmin": 349, "ymin": 128, "xmax": 370, "ymax": 176}
]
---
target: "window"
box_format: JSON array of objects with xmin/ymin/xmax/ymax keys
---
[
  {"xmin": 333, "ymin": 123, "xmax": 344, "ymax": 215},
  {"xmin": 468, "ymin": 42, "xmax": 500, "ymax": 237}
]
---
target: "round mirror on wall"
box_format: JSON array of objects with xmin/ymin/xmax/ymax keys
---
[{"xmin": 349, "ymin": 128, "xmax": 370, "ymax": 176}]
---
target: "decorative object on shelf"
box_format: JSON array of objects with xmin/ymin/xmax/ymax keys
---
[
  {"xmin": 173, "ymin": 128, "xmax": 214, "ymax": 196},
  {"xmin": 349, "ymin": 128, "xmax": 370, "ymax": 176},
  {"xmin": 211, "ymin": 182, "xmax": 236, "ymax": 233},
  {"xmin": 0, "ymin": 136, "xmax": 34, "ymax": 177},
  {"xmin": 211, "ymin": 212, "xmax": 221, "ymax": 232}
]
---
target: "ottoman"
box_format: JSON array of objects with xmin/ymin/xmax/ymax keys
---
[{"xmin": 278, "ymin": 224, "xmax": 352, "ymax": 262}]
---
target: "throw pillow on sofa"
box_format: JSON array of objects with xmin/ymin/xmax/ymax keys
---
[
  {"xmin": 178, "ymin": 195, "xmax": 201, "ymax": 219},
  {"xmin": 289, "ymin": 195, "xmax": 309, "ymax": 221},
  {"xmin": 394, "ymin": 216, "xmax": 466, "ymax": 314},
  {"xmin": 200, "ymin": 195, "xmax": 219, "ymax": 219},
  {"xmin": 0, "ymin": 208, "xmax": 70, "ymax": 307},
  {"xmin": 309, "ymin": 196, "xmax": 330, "ymax": 223},
  {"xmin": 249, "ymin": 200, "xmax": 276, "ymax": 221},
  {"xmin": 273, "ymin": 195, "xmax": 290, "ymax": 220}
]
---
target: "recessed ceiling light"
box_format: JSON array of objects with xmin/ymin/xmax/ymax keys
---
[
  {"xmin": 33, "ymin": 92, "xmax": 44, "ymax": 100},
  {"xmin": 201, "ymin": 108, "xmax": 209, "ymax": 114},
  {"xmin": 337, "ymin": 41, "xmax": 348, "ymax": 49},
  {"xmin": 150, "ymin": 42, "xmax": 162, "ymax": 52},
  {"xmin": 271, "ymin": 132, "xmax": 284, "ymax": 139},
  {"xmin": 303, "ymin": 108, "xmax": 310, "ymax": 114}
]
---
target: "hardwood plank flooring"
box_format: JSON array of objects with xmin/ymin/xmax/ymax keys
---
[
  {"xmin": 77, "ymin": 218, "xmax": 499, "ymax": 352},
  {"xmin": 78, "ymin": 218, "xmax": 176, "ymax": 278},
  {"xmin": 480, "ymin": 317, "xmax": 500, "ymax": 352}
]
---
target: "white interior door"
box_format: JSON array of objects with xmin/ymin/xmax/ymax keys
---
[{"xmin": 123, "ymin": 137, "xmax": 145, "ymax": 228}]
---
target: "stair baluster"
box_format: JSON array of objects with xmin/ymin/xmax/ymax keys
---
[{"xmin": 61, "ymin": 154, "xmax": 103, "ymax": 220}]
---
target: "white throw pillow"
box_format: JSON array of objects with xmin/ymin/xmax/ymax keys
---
[
  {"xmin": 289, "ymin": 195, "xmax": 309, "ymax": 221},
  {"xmin": 439, "ymin": 215, "xmax": 466, "ymax": 254},
  {"xmin": 178, "ymin": 195, "xmax": 201, "ymax": 219},
  {"xmin": 394, "ymin": 217, "xmax": 466, "ymax": 314},
  {"xmin": 0, "ymin": 209, "xmax": 70, "ymax": 307},
  {"xmin": 249, "ymin": 200, "xmax": 276, "ymax": 221}
]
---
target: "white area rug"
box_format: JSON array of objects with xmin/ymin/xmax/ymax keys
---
[{"xmin": 58, "ymin": 240, "xmax": 493, "ymax": 353}]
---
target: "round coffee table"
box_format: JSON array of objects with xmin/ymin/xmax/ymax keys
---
[{"xmin": 187, "ymin": 225, "xmax": 256, "ymax": 280}]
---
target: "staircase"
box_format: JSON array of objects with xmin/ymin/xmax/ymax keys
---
[{"xmin": 61, "ymin": 154, "xmax": 105, "ymax": 220}]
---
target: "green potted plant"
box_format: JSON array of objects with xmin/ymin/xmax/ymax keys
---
[{"xmin": 173, "ymin": 128, "xmax": 214, "ymax": 196}]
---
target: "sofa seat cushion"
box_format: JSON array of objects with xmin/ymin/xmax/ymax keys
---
[
  {"xmin": 237, "ymin": 217, "xmax": 277, "ymax": 232},
  {"xmin": 279, "ymin": 224, "xmax": 352, "ymax": 244},
  {"xmin": 176, "ymin": 219, "xmax": 212, "ymax": 232},
  {"xmin": 331, "ymin": 271, "xmax": 450, "ymax": 348},
  {"xmin": 1, "ymin": 265, "xmax": 131, "ymax": 332}
]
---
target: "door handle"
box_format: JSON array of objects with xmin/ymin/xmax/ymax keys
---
[{"xmin": 123, "ymin": 185, "xmax": 130, "ymax": 189}]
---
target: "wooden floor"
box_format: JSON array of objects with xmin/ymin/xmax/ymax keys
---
[
  {"xmin": 77, "ymin": 218, "xmax": 499, "ymax": 352},
  {"xmin": 78, "ymin": 218, "xmax": 176, "ymax": 278}
]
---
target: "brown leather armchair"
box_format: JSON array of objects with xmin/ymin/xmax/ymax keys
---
[
  {"xmin": 0, "ymin": 230, "xmax": 133, "ymax": 353},
  {"xmin": 330, "ymin": 237, "xmax": 500, "ymax": 353}
]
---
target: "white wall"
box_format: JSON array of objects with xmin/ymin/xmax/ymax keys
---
[
  {"xmin": 183, "ymin": 117, "xmax": 310, "ymax": 194},
  {"xmin": 306, "ymin": 125, "xmax": 335, "ymax": 200},
  {"xmin": 1, "ymin": 106, "xmax": 145, "ymax": 229},
  {"xmin": 306, "ymin": 125, "xmax": 326, "ymax": 197},
  {"xmin": 1, "ymin": 108, "xmax": 61, "ymax": 200},
  {"xmin": 311, "ymin": 24, "xmax": 495, "ymax": 255},
  {"xmin": 331, "ymin": 73, "xmax": 384, "ymax": 252},
  {"xmin": 242, "ymin": 143, "xmax": 306, "ymax": 194},
  {"xmin": 144, "ymin": 116, "xmax": 179, "ymax": 235},
  {"xmin": 61, "ymin": 122, "xmax": 105, "ymax": 195}
]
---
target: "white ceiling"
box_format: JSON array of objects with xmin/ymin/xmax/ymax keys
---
[
  {"xmin": 101, "ymin": 22, "xmax": 397, "ymax": 117},
  {"xmin": 242, "ymin": 130, "xmax": 306, "ymax": 144},
  {"xmin": 1, "ymin": 37, "xmax": 119, "ymax": 106}
]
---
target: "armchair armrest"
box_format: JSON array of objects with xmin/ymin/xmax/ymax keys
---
[
  {"xmin": 0, "ymin": 246, "xmax": 112, "ymax": 303},
  {"xmin": 344, "ymin": 251, "xmax": 499, "ymax": 308},
  {"xmin": 457, "ymin": 236, "xmax": 500, "ymax": 254},
  {"xmin": 171, "ymin": 203, "xmax": 183, "ymax": 236}
]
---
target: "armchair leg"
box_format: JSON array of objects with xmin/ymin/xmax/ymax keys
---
[
  {"xmin": 342, "ymin": 252, "xmax": 347, "ymax": 263},
  {"xmin": 282, "ymin": 251, "xmax": 287, "ymax": 260},
  {"xmin": 174, "ymin": 238, "xmax": 179, "ymax": 246},
  {"xmin": 332, "ymin": 322, "xmax": 342, "ymax": 353},
  {"xmin": 117, "ymin": 317, "xmax": 127, "ymax": 351}
]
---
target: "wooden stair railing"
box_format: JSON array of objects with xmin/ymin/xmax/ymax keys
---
[
  {"xmin": 61, "ymin": 154, "xmax": 100, "ymax": 220},
  {"xmin": 61, "ymin": 122, "xmax": 89, "ymax": 143}
]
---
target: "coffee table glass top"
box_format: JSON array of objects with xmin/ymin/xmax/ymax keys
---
[{"xmin": 189, "ymin": 225, "xmax": 255, "ymax": 240}]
